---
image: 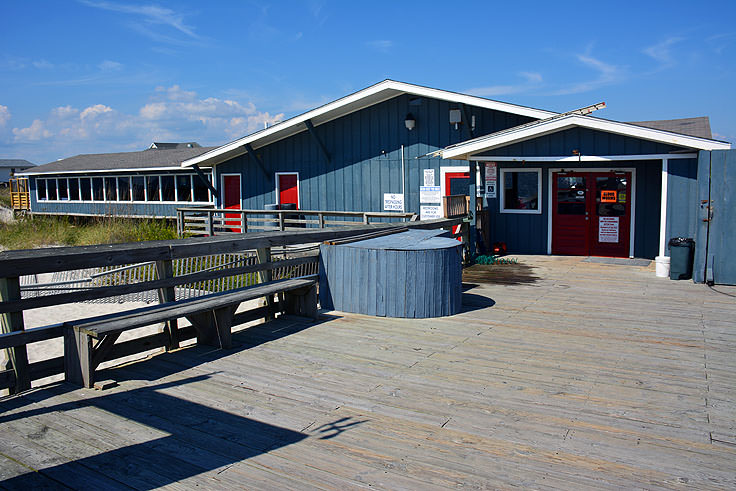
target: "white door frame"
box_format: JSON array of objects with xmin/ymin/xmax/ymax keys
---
[
  {"xmin": 275, "ymin": 171, "xmax": 300, "ymax": 207},
  {"xmin": 220, "ymin": 173, "xmax": 242, "ymax": 209},
  {"xmin": 547, "ymin": 167, "xmax": 636, "ymax": 258}
]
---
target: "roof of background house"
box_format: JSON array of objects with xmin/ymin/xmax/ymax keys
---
[
  {"xmin": 0, "ymin": 159, "xmax": 35, "ymax": 169},
  {"xmin": 628, "ymin": 117, "xmax": 712, "ymax": 140},
  {"xmin": 19, "ymin": 146, "xmax": 217, "ymax": 175},
  {"xmin": 148, "ymin": 142, "xmax": 202, "ymax": 150}
]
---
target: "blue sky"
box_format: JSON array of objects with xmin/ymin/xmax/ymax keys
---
[{"xmin": 2, "ymin": 1, "xmax": 735, "ymax": 164}]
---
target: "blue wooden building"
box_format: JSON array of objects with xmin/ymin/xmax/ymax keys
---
[{"xmin": 180, "ymin": 80, "xmax": 729, "ymax": 263}]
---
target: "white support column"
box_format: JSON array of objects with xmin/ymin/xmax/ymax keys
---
[{"xmin": 658, "ymin": 158, "xmax": 669, "ymax": 257}]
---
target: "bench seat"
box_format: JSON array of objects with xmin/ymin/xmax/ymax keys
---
[{"xmin": 64, "ymin": 277, "xmax": 317, "ymax": 388}]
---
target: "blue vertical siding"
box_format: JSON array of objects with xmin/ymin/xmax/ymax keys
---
[{"xmin": 664, "ymin": 158, "xmax": 698, "ymax": 248}]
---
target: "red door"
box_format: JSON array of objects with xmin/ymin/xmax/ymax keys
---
[
  {"xmin": 445, "ymin": 171, "xmax": 469, "ymax": 239},
  {"xmin": 278, "ymin": 173, "xmax": 299, "ymax": 209},
  {"xmin": 223, "ymin": 175, "xmax": 241, "ymax": 232},
  {"xmin": 552, "ymin": 171, "xmax": 631, "ymax": 257}
]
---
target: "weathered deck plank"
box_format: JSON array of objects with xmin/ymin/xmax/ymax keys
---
[{"xmin": 2, "ymin": 256, "xmax": 735, "ymax": 488}]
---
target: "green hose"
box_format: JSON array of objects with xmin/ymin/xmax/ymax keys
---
[{"xmin": 474, "ymin": 255, "xmax": 519, "ymax": 265}]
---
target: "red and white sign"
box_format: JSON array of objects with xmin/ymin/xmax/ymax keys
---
[
  {"xmin": 599, "ymin": 217, "xmax": 619, "ymax": 243},
  {"xmin": 484, "ymin": 162, "xmax": 497, "ymax": 198}
]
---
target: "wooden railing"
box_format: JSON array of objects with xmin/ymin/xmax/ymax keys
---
[
  {"xmin": 9, "ymin": 177, "xmax": 30, "ymax": 211},
  {"xmin": 0, "ymin": 218, "xmax": 464, "ymax": 395},
  {"xmin": 443, "ymin": 195, "xmax": 470, "ymax": 218},
  {"xmin": 177, "ymin": 207, "xmax": 417, "ymax": 236}
]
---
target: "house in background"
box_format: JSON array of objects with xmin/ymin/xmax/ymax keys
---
[
  {"xmin": 0, "ymin": 159, "xmax": 35, "ymax": 184},
  {"xmin": 19, "ymin": 143, "xmax": 217, "ymax": 218}
]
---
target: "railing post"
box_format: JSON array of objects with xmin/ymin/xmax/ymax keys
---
[
  {"xmin": 0, "ymin": 277, "xmax": 31, "ymax": 394},
  {"xmin": 176, "ymin": 210, "xmax": 184, "ymax": 237},
  {"xmin": 256, "ymin": 248, "xmax": 275, "ymax": 320},
  {"xmin": 155, "ymin": 260, "xmax": 179, "ymax": 350},
  {"xmin": 318, "ymin": 212, "xmax": 325, "ymax": 229},
  {"xmin": 363, "ymin": 213, "xmax": 369, "ymax": 225},
  {"xmin": 207, "ymin": 210, "xmax": 215, "ymax": 237},
  {"xmin": 279, "ymin": 211, "xmax": 285, "ymax": 231},
  {"xmin": 241, "ymin": 211, "xmax": 247, "ymax": 234}
]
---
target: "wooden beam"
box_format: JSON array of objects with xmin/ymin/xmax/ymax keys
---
[
  {"xmin": 244, "ymin": 143, "xmax": 271, "ymax": 181},
  {"xmin": 156, "ymin": 259, "xmax": 179, "ymax": 350},
  {"xmin": 192, "ymin": 164, "xmax": 219, "ymax": 198},
  {"xmin": 304, "ymin": 119, "xmax": 331, "ymax": 164},
  {"xmin": 461, "ymin": 103, "xmax": 475, "ymax": 140}
]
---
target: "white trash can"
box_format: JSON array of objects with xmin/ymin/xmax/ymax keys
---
[{"xmin": 655, "ymin": 255, "xmax": 670, "ymax": 278}]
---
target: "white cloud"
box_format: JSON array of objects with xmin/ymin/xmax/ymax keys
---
[
  {"xmin": 32, "ymin": 59, "xmax": 54, "ymax": 69},
  {"xmin": 467, "ymin": 72, "xmax": 544, "ymax": 97},
  {"xmin": 8, "ymin": 85, "xmax": 284, "ymax": 159},
  {"xmin": 643, "ymin": 37, "xmax": 684, "ymax": 70},
  {"xmin": 98, "ymin": 60, "xmax": 123, "ymax": 72},
  {"xmin": 79, "ymin": 0, "xmax": 199, "ymax": 38},
  {"xmin": 13, "ymin": 120, "xmax": 52, "ymax": 141},
  {"xmin": 366, "ymin": 40, "xmax": 393, "ymax": 51},
  {"xmin": 0, "ymin": 105, "xmax": 10, "ymax": 126},
  {"xmin": 552, "ymin": 52, "xmax": 625, "ymax": 95}
]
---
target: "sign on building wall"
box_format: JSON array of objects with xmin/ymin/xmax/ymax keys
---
[
  {"xmin": 383, "ymin": 193, "xmax": 404, "ymax": 211},
  {"xmin": 419, "ymin": 186, "xmax": 441, "ymax": 204},
  {"xmin": 484, "ymin": 162, "xmax": 497, "ymax": 198},
  {"xmin": 599, "ymin": 217, "xmax": 619, "ymax": 243},
  {"xmin": 423, "ymin": 169, "xmax": 435, "ymax": 186},
  {"xmin": 421, "ymin": 205, "xmax": 442, "ymax": 220}
]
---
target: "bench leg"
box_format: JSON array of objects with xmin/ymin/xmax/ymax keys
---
[
  {"xmin": 283, "ymin": 284, "xmax": 318, "ymax": 320},
  {"xmin": 64, "ymin": 327, "xmax": 93, "ymax": 389},
  {"xmin": 187, "ymin": 305, "xmax": 237, "ymax": 349}
]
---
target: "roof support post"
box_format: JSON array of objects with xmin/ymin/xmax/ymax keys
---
[
  {"xmin": 244, "ymin": 143, "xmax": 271, "ymax": 181},
  {"xmin": 460, "ymin": 103, "xmax": 475, "ymax": 140},
  {"xmin": 192, "ymin": 164, "xmax": 219, "ymax": 198},
  {"xmin": 304, "ymin": 119, "xmax": 331, "ymax": 165}
]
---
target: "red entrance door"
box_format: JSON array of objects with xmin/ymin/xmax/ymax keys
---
[
  {"xmin": 445, "ymin": 171, "xmax": 469, "ymax": 239},
  {"xmin": 278, "ymin": 173, "xmax": 299, "ymax": 208},
  {"xmin": 552, "ymin": 171, "xmax": 632, "ymax": 257},
  {"xmin": 223, "ymin": 174, "xmax": 241, "ymax": 232}
]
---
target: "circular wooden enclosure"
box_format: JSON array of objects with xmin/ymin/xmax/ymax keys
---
[{"xmin": 319, "ymin": 229, "xmax": 463, "ymax": 318}]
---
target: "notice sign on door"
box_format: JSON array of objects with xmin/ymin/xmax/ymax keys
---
[
  {"xmin": 383, "ymin": 193, "xmax": 404, "ymax": 211},
  {"xmin": 601, "ymin": 190, "xmax": 617, "ymax": 203},
  {"xmin": 599, "ymin": 216, "xmax": 619, "ymax": 243},
  {"xmin": 484, "ymin": 162, "xmax": 497, "ymax": 198},
  {"xmin": 423, "ymin": 169, "xmax": 435, "ymax": 186}
]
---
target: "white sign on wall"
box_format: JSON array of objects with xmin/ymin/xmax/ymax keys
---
[
  {"xmin": 420, "ymin": 205, "xmax": 442, "ymax": 220},
  {"xmin": 423, "ymin": 169, "xmax": 435, "ymax": 186},
  {"xmin": 599, "ymin": 216, "xmax": 620, "ymax": 243},
  {"xmin": 419, "ymin": 185, "xmax": 441, "ymax": 204},
  {"xmin": 383, "ymin": 193, "xmax": 404, "ymax": 211},
  {"xmin": 484, "ymin": 162, "xmax": 497, "ymax": 198}
]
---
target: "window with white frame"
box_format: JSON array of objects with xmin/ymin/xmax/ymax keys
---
[
  {"xmin": 36, "ymin": 173, "xmax": 213, "ymax": 203},
  {"xmin": 499, "ymin": 168, "xmax": 542, "ymax": 214}
]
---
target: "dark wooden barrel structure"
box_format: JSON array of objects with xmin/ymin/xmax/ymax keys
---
[{"xmin": 319, "ymin": 229, "xmax": 463, "ymax": 318}]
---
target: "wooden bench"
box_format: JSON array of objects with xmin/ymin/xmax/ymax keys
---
[{"xmin": 64, "ymin": 277, "xmax": 317, "ymax": 388}]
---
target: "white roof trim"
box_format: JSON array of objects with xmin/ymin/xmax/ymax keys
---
[
  {"xmin": 17, "ymin": 166, "xmax": 196, "ymax": 176},
  {"xmin": 181, "ymin": 80, "xmax": 557, "ymax": 168},
  {"xmin": 440, "ymin": 114, "xmax": 731, "ymax": 159}
]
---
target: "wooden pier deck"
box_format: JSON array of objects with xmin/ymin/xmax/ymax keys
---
[{"xmin": 2, "ymin": 256, "xmax": 735, "ymax": 489}]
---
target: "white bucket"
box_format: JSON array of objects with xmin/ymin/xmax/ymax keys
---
[{"xmin": 655, "ymin": 255, "xmax": 670, "ymax": 278}]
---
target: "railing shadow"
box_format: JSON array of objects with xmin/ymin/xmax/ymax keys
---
[{"xmin": 0, "ymin": 372, "xmax": 362, "ymax": 488}]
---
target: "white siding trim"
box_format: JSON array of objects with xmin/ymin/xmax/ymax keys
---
[{"xmin": 499, "ymin": 168, "xmax": 542, "ymax": 215}]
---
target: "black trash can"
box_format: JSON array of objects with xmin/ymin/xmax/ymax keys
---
[
  {"xmin": 264, "ymin": 203, "xmax": 280, "ymax": 229},
  {"xmin": 668, "ymin": 237, "xmax": 695, "ymax": 280}
]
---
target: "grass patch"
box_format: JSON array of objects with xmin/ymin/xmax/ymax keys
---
[
  {"xmin": 0, "ymin": 186, "xmax": 11, "ymax": 208},
  {"xmin": 0, "ymin": 215, "xmax": 179, "ymax": 250}
]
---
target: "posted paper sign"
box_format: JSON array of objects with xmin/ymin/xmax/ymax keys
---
[
  {"xmin": 599, "ymin": 217, "xmax": 619, "ymax": 243},
  {"xmin": 383, "ymin": 193, "xmax": 404, "ymax": 211},
  {"xmin": 423, "ymin": 169, "xmax": 435, "ymax": 186},
  {"xmin": 419, "ymin": 186, "xmax": 441, "ymax": 204},
  {"xmin": 484, "ymin": 162, "xmax": 497, "ymax": 198},
  {"xmin": 421, "ymin": 205, "xmax": 442, "ymax": 220}
]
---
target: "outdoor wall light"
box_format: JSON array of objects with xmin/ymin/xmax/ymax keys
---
[{"xmin": 404, "ymin": 113, "xmax": 416, "ymax": 131}]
